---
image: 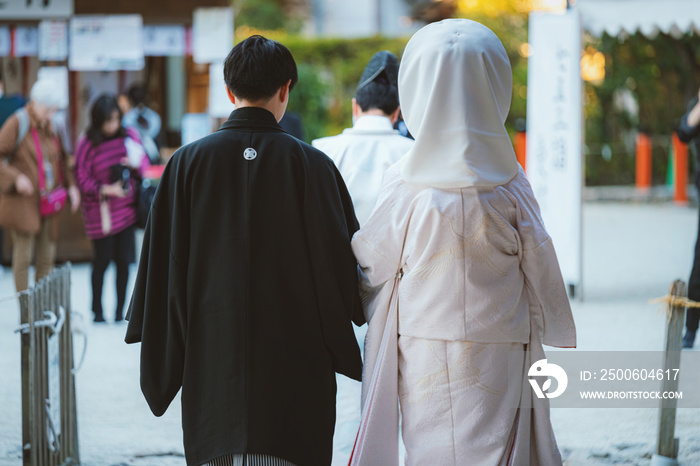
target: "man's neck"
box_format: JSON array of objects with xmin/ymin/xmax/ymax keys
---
[
  {"xmin": 356, "ymin": 109, "xmax": 389, "ymax": 118},
  {"xmin": 235, "ymin": 99, "xmax": 282, "ymax": 122}
]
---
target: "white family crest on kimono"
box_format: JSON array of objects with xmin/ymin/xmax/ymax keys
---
[{"xmin": 349, "ymin": 18, "xmax": 576, "ymax": 466}]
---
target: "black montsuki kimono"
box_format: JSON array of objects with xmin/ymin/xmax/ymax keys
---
[{"xmin": 125, "ymin": 107, "xmax": 365, "ymax": 466}]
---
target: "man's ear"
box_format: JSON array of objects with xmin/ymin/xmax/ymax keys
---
[
  {"xmin": 278, "ymin": 79, "xmax": 292, "ymax": 103},
  {"xmin": 352, "ymin": 98, "xmax": 360, "ymax": 118},
  {"xmin": 389, "ymin": 106, "xmax": 401, "ymax": 125},
  {"xmin": 225, "ymin": 86, "xmax": 236, "ymax": 105}
]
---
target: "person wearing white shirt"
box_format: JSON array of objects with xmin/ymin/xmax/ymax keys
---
[{"xmin": 312, "ymin": 51, "xmax": 413, "ymax": 226}]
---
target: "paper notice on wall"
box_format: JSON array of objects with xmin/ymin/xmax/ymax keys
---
[
  {"xmin": 39, "ymin": 21, "xmax": 69, "ymax": 61},
  {"xmin": 0, "ymin": 27, "xmax": 10, "ymax": 56},
  {"xmin": 14, "ymin": 26, "xmax": 39, "ymax": 57},
  {"xmin": 526, "ymin": 10, "xmax": 583, "ymax": 297},
  {"xmin": 144, "ymin": 25, "xmax": 186, "ymax": 57},
  {"xmin": 192, "ymin": 7, "xmax": 233, "ymax": 64},
  {"xmin": 69, "ymin": 15, "xmax": 145, "ymax": 71},
  {"xmin": 208, "ymin": 62, "xmax": 234, "ymax": 118}
]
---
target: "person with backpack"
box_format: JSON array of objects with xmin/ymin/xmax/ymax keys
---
[
  {"xmin": 0, "ymin": 78, "xmax": 81, "ymax": 292},
  {"xmin": 122, "ymin": 83, "xmax": 161, "ymax": 164},
  {"xmin": 74, "ymin": 94, "xmax": 150, "ymax": 323}
]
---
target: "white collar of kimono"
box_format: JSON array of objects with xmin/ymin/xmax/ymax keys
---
[
  {"xmin": 344, "ymin": 115, "xmax": 397, "ymax": 135},
  {"xmin": 398, "ymin": 19, "xmax": 519, "ymax": 188}
]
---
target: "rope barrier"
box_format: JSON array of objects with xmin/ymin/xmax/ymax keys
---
[
  {"xmin": 650, "ymin": 293, "xmax": 698, "ymax": 322},
  {"xmin": 650, "ymin": 295, "xmax": 700, "ymax": 309}
]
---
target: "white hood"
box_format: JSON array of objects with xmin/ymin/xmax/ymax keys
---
[{"xmin": 398, "ymin": 19, "xmax": 519, "ymax": 188}]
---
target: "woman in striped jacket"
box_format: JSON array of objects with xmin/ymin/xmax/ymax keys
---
[{"xmin": 75, "ymin": 94, "xmax": 150, "ymax": 323}]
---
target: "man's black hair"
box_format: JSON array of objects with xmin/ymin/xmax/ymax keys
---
[
  {"xmin": 128, "ymin": 83, "xmax": 148, "ymax": 107},
  {"xmin": 223, "ymin": 35, "xmax": 298, "ymax": 102},
  {"xmin": 355, "ymin": 77, "xmax": 399, "ymax": 116}
]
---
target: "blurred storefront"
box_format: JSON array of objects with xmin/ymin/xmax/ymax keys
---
[{"xmin": 0, "ymin": 0, "xmax": 231, "ymax": 263}]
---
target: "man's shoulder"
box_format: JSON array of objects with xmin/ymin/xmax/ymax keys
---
[{"xmin": 311, "ymin": 132, "xmax": 347, "ymax": 151}]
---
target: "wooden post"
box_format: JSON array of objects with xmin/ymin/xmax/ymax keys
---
[
  {"xmin": 636, "ymin": 132, "xmax": 652, "ymax": 191},
  {"xmin": 655, "ymin": 279, "xmax": 686, "ymax": 461},
  {"xmin": 20, "ymin": 292, "xmax": 32, "ymax": 466},
  {"xmin": 672, "ymin": 134, "xmax": 688, "ymax": 205}
]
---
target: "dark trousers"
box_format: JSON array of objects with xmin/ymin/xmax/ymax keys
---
[
  {"xmin": 688, "ymin": 179, "xmax": 700, "ymax": 333},
  {"xmin": 91, "ymin": 226, "xmax": 135, "ymax": 321}
]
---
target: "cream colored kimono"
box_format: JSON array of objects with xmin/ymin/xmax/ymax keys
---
[
  {"xmin": 351, "ymin": 163, "xmax": 576, "ymax": 465},
  {"xmin": 348, "ymin": 19, "xmax": 577, "ymax": 466}
]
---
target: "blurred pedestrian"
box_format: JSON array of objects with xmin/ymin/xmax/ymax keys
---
[
  {"xmin": 122, "ymin": 83, "xmax": 161, "ymax": 164},
  {"xmin": 74, "ymin": 94, "xmax": 149, "ymax": 323},
  {"xmin": 678, "ymin": 86, "xmax": 700, "ymax": 348},
  {"xmin": 349, "ymin": 20, "xmax": 576, "ymax": 465},
  {"xmin": 312, "ymin": 51, "xmax": 413, "ymax": 225},
  {"xmin": 126, "ymin": 35, "xmax": 363, "ymax": 466},
  {"xmin": 0, "ymin": 70, "xmax": 26, "ymax": 127},
  {"xmin": 0, "ymin": 78, "xmax": 80, "ymax": 292}
]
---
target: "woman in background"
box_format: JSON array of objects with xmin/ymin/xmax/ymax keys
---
[
  {"xmin": 75, "ymin": 94, "xmax": 149, "ymax": 323},
  {"xmin": 0, "ymin": 78, "xmax": 80, "ymax": 292},
  {"xmin": 350, "ymin": 20, "xmax": 576, "ymax": 466}
]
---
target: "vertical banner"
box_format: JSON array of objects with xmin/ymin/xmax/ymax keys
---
[
  {"xmin": 526, "ymin": 10, "xmax": 583, "ymax": 298},
  {"xmin": 39, "ymin": 21, "xmax": 69, "ymax": 61},
  {"xmin": 192, "ymin": 7, "xmax": 234, "ymax": 64}
]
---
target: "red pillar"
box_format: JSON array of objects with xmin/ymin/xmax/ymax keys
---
[
  {"xmin": 636, "ymin": 133, "xmax": 652, "ymax": 190},
  {"xmin": 515, "ymin": 131, "xmax": 527, "ymax": 173},
  {"xmin": 672, "ymin": 133, "xmax": 688, "ymax": 205}
]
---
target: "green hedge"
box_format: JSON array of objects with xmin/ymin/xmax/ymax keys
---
[{"xmin": 236, "ymin": 20, "xmax": 700, "ymax": 186}]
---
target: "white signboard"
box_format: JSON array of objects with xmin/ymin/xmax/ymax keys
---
[
  {"xmin": 526, "ymin": 11, "xmax": 583, "ymax": 297},
  {"xmin": 14, "ymin": 27, "xmax": 39, "ymax": 57},
  {"xmin": 0, "ymin": 0, "xmax": 72, "ymax": 20},
  {"xmin": 144, "ymin": 25, "xmax": 186, "ymax": 57},
  {"xmin": 208, "ymin": 62, "xmax": 235, "ymax": 118},
  {"xmin": 0, "ymin": 27, "xmax": 10, "ymax": 57},
  {"xmin": 39, "ymin": 21, "xmax": 68, "ymax": 61},
  {"xmin": 69, "ymin": 15, "xmax": 145, "ymax": 71},
  {"xmin": 192, "ymin": 7, "xmax": 234, "ymax": 64}
]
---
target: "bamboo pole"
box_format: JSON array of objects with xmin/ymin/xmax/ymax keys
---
[{"xmin": 20, "ymin": 292, "xmax": 31, "ymax": 466}]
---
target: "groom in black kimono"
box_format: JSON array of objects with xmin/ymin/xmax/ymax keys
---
[{"xmin": 125, "ymin": 35, "xmax": 365, "ymax": 466}]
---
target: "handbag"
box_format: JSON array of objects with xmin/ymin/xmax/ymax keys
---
[{"xmin": 33, "ymin": 127, "xmax": 67, "ymax": 217}]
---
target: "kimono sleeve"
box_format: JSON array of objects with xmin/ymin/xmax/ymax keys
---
[
  {"xmin": 351, "ymin": 167, "xmax": 408, "ymax": 310},
  {"xmin": 304, "ymin": 156, "xmax": 364, "ymax": 381},
  {"xmin": 515, "ymin": 182, "xmax": 577, "ymax": 348},
  {"xmin": 125, "ymin": 156, "xmax": 189, "ymax": 416},
  {"xmin": 678, "ymin": 113, "xmax": 700, "ymax": 144}
]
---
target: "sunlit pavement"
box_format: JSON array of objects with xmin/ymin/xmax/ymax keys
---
[{"xmin": 1, "ymin": 200, "xmax": 698, "ymax": 465}]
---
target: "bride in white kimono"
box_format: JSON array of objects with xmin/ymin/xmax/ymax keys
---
[{"xmin": 349, "ymin": 19, "xmax": 577, "ymax": 466}]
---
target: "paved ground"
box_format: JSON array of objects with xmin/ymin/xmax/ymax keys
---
[{"xmin": 0, "ymin": 200, "xmax": 698, "ymax": 466}]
